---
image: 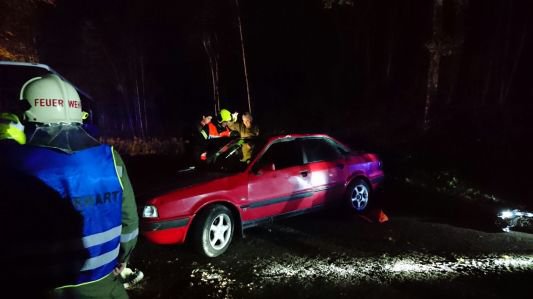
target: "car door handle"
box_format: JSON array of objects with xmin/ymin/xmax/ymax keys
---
[
  {"xmin": 300, "ymin": 170, "xmax": 308, "ymax": 177},
  {"xmin": 336, "ymin": 163, "xmax": 344, "ymax": 169}
]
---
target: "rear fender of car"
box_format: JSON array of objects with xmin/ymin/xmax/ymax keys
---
[{"xmin": 345, "ymin": 172, "xmax": 372, "ymax": 191}]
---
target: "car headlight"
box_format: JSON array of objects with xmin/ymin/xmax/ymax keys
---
[{"xmin": 142, "ymin": 205, "xmax": 159, "ymax": 218}]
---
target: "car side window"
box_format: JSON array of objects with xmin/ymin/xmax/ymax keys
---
[
  {"xmin": 302, "ymin": 138, "xmax": 340, "ymax": 163},
  {"xmin": 254, "ymin": 140, "xmax": 303, "ymax": 171}
]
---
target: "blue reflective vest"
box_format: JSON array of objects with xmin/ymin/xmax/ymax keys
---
[{"xmin": 3, "ymin": 144, "xmax": 123, "ymax": 286}]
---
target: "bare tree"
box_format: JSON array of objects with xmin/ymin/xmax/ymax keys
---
[
  {"xmin": 203, "ymin": 33, "xmax": 221, "ymax": 115},
  {"xmin": 499, "ymin": 2, "xmax": 527, "ymax": 105},
  {"xmin": 424, "ymin": 0, "xmax": 466, "ymax": 131},
  {"xmin": 140, "ymin": 54, "xmax": 148, "ymax": 135},
  {"xmin": 423, "ymin": 0, "xmax": 444, "ymax": 132},
  {"xmin": 133, "ymin": 53, "xmax": 145, "ymax": 138},
  {"xmin": 235, "ymin": 0, "xmax": 252, "ymax": 114},
  {"xmin": 445, "ymin": 0, "xmax": 467, "ymax": 105}
]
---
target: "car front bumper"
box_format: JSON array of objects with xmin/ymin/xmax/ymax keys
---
[{"xmin": 141, "ymin": 216, "xmax": 191, "ymax": 244}]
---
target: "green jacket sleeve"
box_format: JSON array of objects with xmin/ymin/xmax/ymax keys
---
[{"xmin": 112, "ymin": 149, "xmax": 139, "ymax": 264}]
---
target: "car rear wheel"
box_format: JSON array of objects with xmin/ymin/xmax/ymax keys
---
[
  {"xmin": 347, "ymin": 179, "xmax": 371, "ymax": 212},
  {"xmin": 192, "ymin": 205, "xmax": 234, "ymax": 257}
]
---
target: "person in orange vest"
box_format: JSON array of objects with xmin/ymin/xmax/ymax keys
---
[
  {"xmin": 187, "ymin": 111, "xmax": 213, "ymax": 162},
  {"xmin": 197, "ymin": 112, "xmax": 213, "ymax": 140},
  {"xmin": 190, "ymin": 109, "xmax": 237, "ymax": 162},
  {"xmin": 200, "ymin": 109, "xmax": 231, "ymax": 139},
  {"xmin": 206, "ymin": 120, "xmax": 221, "ymax": 138}
]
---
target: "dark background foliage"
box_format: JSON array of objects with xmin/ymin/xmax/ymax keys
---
[{"xmin": 1, "ymin": 0, "xmax": 532, "ymax": 200}]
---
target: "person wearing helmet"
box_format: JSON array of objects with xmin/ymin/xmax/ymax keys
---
[
  {"xmin": 218, "ymin": 108, "xmax": 234, "ymax": 123},
  {"xmin": 198, "ymin": 112, "xmax": 213, "ymax": 140},
  {"xmin": 227, "ymin": 111, "xmax": 259, "ymax": 139},
  {"xmin": 206, "ymin": 114, "xmax": 221, "ymax": 139},
  {"xmin": 0, "ymin": 112, "xmax": 26, "ymax": 145},
  {"xmin": 0, "ymin": 74, "xmax": 139, "ymax": 298},
  {"xmin": 189, "ymin": 111, "xmax": 214, "ymax": 162},
  {"xmin": 226, "ymin": 111, "xmax": 259, "ymax": 162},
  {"xmin": 216, "ymin": 108, "xmax": 238, "ymax": 138}
]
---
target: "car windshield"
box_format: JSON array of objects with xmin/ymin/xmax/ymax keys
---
[{"xmin": 205, "ymin": 137, "xmax": 267, "ymax": 173}]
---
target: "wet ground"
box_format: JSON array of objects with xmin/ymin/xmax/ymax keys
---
[{"xmin": 125, "ymin": 155, "xmax": 533, "ymax": 299}]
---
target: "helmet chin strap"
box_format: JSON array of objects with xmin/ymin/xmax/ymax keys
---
[{"xmin": 27, "ymin": 124, "xmax": 99, "ymax": 153}]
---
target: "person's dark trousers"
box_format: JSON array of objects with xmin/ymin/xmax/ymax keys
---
[{"xmin": 51, "ymin": 273, "xmax": 128, "ymax": 299}]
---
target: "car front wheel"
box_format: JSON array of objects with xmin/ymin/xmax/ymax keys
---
[
  {"xmin": 347, "ymin": 179, "xmax": 371, "ymax": 212},
  {"xmin": 192, "ymin": 205, "xmax": 234, "ymax": 257}
]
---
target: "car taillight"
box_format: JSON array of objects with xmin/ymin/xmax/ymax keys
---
[{"xmin": 142, "ymin": 205, "xmax": 159, "ymax": 218}]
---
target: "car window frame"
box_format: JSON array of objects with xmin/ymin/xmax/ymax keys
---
[
  {"xmin": 301, "ymin": 137, "xmax": 343, "ymax": 164},
  {"xmin": 250, "ymin": 138, "xmax": 304, "ymax": 173}
]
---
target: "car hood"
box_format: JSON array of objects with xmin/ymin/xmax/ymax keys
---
[{"xmin": 137, "ymin": 167, "xmax": 234, "ymax": 202}]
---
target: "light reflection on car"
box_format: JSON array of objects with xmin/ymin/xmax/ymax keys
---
[{"xmin": 141, "ymin": 134, "xmax": 384, "ymax": 257}]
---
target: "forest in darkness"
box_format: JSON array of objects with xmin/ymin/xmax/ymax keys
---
[{"xmin": 1, "ymin": 1, "xmax": 532, "ymax": 181}]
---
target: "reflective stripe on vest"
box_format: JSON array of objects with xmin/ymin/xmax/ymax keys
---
[{"xmin": 4, "ymin": 144, "xmax": 123, "ymax": 286}]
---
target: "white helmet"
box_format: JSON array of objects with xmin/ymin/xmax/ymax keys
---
[{"xmin": 20, "ymin": 74, "xmax": 83, "ymax": 124}]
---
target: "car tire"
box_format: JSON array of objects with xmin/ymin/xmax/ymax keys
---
[
  {"xmin": 192, "ymin": 205, "xmax": 234, "ymax": 257},
  {"xmin": 346, "ymin": 179, "xmax": 371, "ymax": 213}
]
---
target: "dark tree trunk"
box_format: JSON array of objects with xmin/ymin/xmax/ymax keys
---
[
  {"xmin": 423, "ymin": 0, "xmax": 444, "ymax": 131},
  {"xmin": 203, "ymin": 34, "xmax": 221, "ymax": 115}
]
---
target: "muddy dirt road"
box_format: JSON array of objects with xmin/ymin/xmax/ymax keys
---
[{"xmin": 126, "ymin": 168, "xmax": 533, "ymax": 299}]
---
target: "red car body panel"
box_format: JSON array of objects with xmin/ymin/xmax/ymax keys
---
[
  {"xmin": 245, "ymin": 164, "xmax": 313, "ymax": 221},
  {"xmin": 141, "ymin": 134, "xmax": 384, "ymax": 245}
]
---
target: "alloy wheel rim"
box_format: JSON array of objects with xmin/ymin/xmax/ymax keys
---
[
  {"xmin": 351, "ymin": 184, "xmax": 369, "ymax": 211},
  {"xmin": 209, "ymin": 214, "xmax": 232, "ymax": 250}
]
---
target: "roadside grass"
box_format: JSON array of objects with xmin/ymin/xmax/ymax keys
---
[{"xmin": 380, "ymin": 148, "xmax": 533, "ymax": 233}]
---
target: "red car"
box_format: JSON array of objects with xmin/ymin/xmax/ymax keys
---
[{"xmin": 141, "ymin": 134, "xmax": 384, "ymax": 257}]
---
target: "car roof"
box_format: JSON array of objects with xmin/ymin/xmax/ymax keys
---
[
  {"xmin": 0, "ymin": 60, "xmax": 95, "ymax": 114},
  {"xmin": 265, "ymin": 133, "xmax": 333, "ymax": 142},
  {"xmin": 0, "ymin": 61, "xmax": 93, "ymax": 100}
]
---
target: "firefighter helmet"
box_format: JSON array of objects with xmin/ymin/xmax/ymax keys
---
[
  {"xmin": 219, "ymin": 108, "xmax": 232, "ymax": 122},
  {"xmin": 20, "ymin": 74, "xmax": 83, "ymax": 124},
  {"xmin": 0, "ymin": 112, "xmax": 26, "ymax": 144}
]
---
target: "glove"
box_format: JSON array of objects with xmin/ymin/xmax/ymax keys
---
[{"xmin": 231, "ymin": 112, "xmax": 239, "ymax": 122}]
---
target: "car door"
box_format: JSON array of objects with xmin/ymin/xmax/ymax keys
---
[
  {"xmin": 301, "ymin": 137, "xmax": 345, "ymax": 207},
  {"xmin": 242, "ymin": 139, "xmax": 313, "ymax": 225}
]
